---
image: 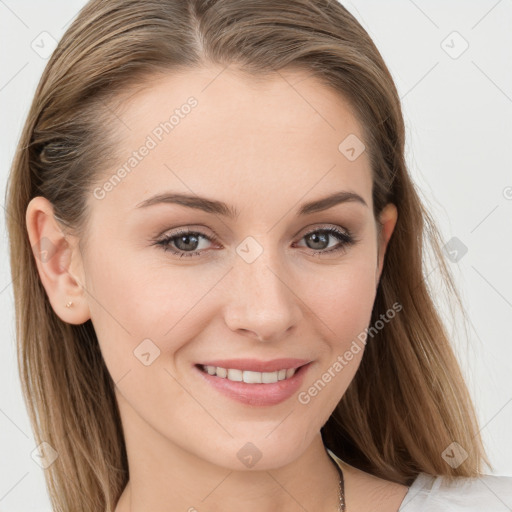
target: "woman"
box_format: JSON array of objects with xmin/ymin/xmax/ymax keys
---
[{"xmin": 5, "ymin": 1, "xmax": 511, "ymax": 511}]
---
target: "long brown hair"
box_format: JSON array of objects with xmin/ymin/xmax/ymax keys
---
[{"xmin": 5, "ymin": 1, "xmax": 489, "ymax": 510}]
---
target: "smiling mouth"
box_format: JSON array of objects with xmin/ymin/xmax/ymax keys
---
[
  {"xmin": 196, "ymin": 364, "xmax": 302, "ymax": 384},
  {"xmin": 194, "ymin": 361, "xmax": 312, "ymax": 406}
]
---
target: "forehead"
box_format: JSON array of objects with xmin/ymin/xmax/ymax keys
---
[{"xmin": 94, "ymin": 65, "xmax": 373, "ymax": 217}]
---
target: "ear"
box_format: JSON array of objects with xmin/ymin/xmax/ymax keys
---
[
  {"xmin": 375, "ymin": 203, "xmax": 398, "ymax": 288},
  {"xmin": 25, "ymin": 196, "xmax": 91, "ymax": 325}
]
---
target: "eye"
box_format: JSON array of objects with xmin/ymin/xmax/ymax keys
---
[
  {"xmin": 152, "ymin": 225, "xmax": 357, "ymax": 258},
  {"xmin": 293, "ymin": 226, "xmax": 356, "ymax": 256},
  {"xmin": 153, "ymin": 228, "xmax": 218, "ymax": 258}
]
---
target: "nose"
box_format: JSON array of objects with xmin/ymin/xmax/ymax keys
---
[{"xmin": 223, "ymin": 247, "xmax": 303, "ymax": 343}]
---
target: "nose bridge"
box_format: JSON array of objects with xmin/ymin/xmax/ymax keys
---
[{"xmin": 224, "ymin": 236, "xmax": 301, "ymax": 341}]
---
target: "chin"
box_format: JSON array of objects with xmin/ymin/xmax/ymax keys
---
[{"xmin": 191, "ymin": 431, "xmax": 312, "ymax": 471}]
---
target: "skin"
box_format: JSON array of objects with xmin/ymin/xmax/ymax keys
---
[{"xmin": 27, "ymin": 65, "xmax": 407, "ymax": 511}]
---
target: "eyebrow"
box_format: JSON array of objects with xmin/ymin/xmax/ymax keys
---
[{"xmin": 134, "ymin": 190, "xmax": 368, "ymax": 218}]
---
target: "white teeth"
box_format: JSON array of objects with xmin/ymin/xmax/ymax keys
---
[
  {"xmin": 227, "ymin": 369, "xmax": 243, "ymax": 382},
  {"xmin": 201, "ymin": 365, "xmax": 298, "ymax": 383},
  {"xmin": 285, "ymin": 368, "xmax": 296, "ymax": 379},
  {"xmin": 262, "ymin": 371, "xmax": 278, "ymax": 383},
  {"xmin": 243, "ymin": 371, "xmax": 262, "ymax": 384}
]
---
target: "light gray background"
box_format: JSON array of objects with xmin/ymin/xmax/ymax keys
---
[{"xmin": 1, "ymin": 1, "xmax": 511, "ymax": 510}]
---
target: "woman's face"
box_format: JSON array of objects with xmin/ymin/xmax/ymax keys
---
[{"xmin": 73, "ymin": 65, "xmax": 397, "ymax": 470}]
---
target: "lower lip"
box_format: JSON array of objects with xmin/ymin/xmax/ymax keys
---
[{"xmin": 194, "ymin": 363, "xmax": 312, "ymax": 406}]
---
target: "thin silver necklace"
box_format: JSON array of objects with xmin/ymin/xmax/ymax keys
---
[
  {"xmin": 335, "ymin": 461, "xmax": 346, "ymax": 511},
  {"xmin": 328, "ymin": 451, "xmax": 346, "ymax": 511}
]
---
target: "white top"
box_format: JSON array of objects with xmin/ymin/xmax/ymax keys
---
[
  {"xmin": 327, "ymin": 449, "xmax": 512, "ymax": 511},
  {"xmin": 398, "ymin": 471, "xmax": 512, "ymax": 511}
]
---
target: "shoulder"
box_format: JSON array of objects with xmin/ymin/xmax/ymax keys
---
[{"xmin": 400, "ymin": 472, "xmax": 512, "ymax": 511}]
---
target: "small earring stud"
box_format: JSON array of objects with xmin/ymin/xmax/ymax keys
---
[{"xmin": 65, "ymin": 301, "xmax": 73, "ymax": 308}]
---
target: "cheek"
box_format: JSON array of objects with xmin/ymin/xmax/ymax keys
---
[
  {"xmin": 82, "ymin": 245, "xmax": 168, "ymax": 377},
  {"xmin": 298, "ymin": 256, "xmax": 377, "ymax": 385},
  {"xmin": 83, "ymin": 244, "xmax": 217, "ymax": 379},
  {"xmin": 305, "ymin": 255, "xmax": 378, "ymax": 341}
]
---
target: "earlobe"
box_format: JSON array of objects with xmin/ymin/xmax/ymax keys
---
[
  {"xmin": 375, "ymin": 203, "xmax": 398, "ymax": 287},
  {"xmin": 26, "ymin": 196, "xmax": 91, "ymax": 325}
]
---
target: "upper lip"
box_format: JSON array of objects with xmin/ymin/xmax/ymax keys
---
[{"xmin": 196, "ymin": 358, "xmax": 311, "ymax": 373}]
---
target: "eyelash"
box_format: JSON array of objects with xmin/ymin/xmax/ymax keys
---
[{"xmin": 152, "ymin": 226, "xmax": 357, "ymax": 259}]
